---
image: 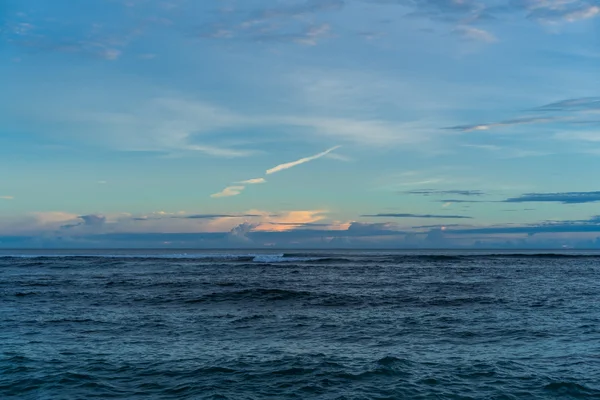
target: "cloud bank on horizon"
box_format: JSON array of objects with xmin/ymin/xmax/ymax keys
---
[{"xmin": 1, "ymin": 0, "xmax": 600, "ymax": 248}]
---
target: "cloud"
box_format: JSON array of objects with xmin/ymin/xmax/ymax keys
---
[
  {"xmin": 452, "ymin": 26, "xmax": 497, "ymax": 43},
  {"xmin": 503, "ymin": 191, "xmax": 600, "ymax": 204},
  {"xmin": 537, "ymin": 97, "xmax": 600, "ymax": 112},
  {"xmin": 447, "ymin": 215, "xmax": 600, "ymax": 236},
  {"xmin": 267, "ymin": 222, "xmax": 331, "ymax": 227},
  {"xmin": 62, "ymin": 214, "xmax": 107, "ymax": 229},
  {"xmin": 266, "ymin": 146, "xmax": 341, "ymax": 175},
  {"xmin": 383, "ymin": 0, "xmax": 600, "ymax": 26},
  {"xmin": 238, "ymin": 178, "xmax": 266, "ymax": 184},
  {"xmin": 526, "ymin": 1, "xmax": 600, "ymax": 23},
  {"xmin": 448, "ymin": 96, "xmax": 600, "ymax": 151},
  {"xmin": 438, "ymin": 199, "xmax": 486, "ymax": 204},
  {"xmin": 80, "ymin": 214, "xmax": 106, "ymax": 226},
  {"xmin": 253, "ymin": 24, "xmax": 333, "ymax": 46},
  {"xmin": 9, "ymin": 209, "xmax": 600, "ymax": 248},
  {"xmin": 11, "ymin": 95, "xmax": 259, "ymax": 158},
  {"xmin": 411, "ymin": 223, "xmax": 465, "ymax": 229},
  {"xmin": 180, "ymin": 214, "xmax": 262, "ymax": 219},
  {"xmin": 461, "ymin": 144, "xmax": 552, "ymax": 158},
  {"xmin": 201, "ymin": 0, "xmax": 343, "ymax": 46},
  {"xmin": 0, "ymin": 196, "xmax": 14, "ymax": 200},
  {"xmin": 362, "ymin": 213, "xmax": 472, "ymax": 219},
  {"xmin": 446, "ymin": 116, "xmax": 558, "ymax": 132},
  {"xmin": 346, "ymin": 222, "xmax": 399, "ymax": 234},
  {"xmin": 210, "ymin": 186, "xmax": 245, "ymax": 198},
  {"xmin": 253, "ymin": 210, "xmax": 329, "ymax": 232},
  {"xmin": 211, "ymin": 145, "xmax": 342, "ymax": 200},
  {"xmin": 404, "ymin": 189, "xmax": 486, "ymax": 196},
  {"xmin": 227, "ymin": 222, "xmax": 258, "ymax": 244},
  {"xmin": 377, "ymin": 0, "xmax": 489, "ymax": 23}
]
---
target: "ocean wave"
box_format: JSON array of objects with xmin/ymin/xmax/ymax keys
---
[
  {"xmin": 2, "ymin": 252, "xmax": 600, "ymax": 265},
  {"xmin": 184, "ymin": 288, "xmax": 315, "ymax": 303},
  {"xmin": 0, "ymin": 253, "xmax": 330, "ymax": 263},
  {"xmin": 544, "ymin": 381, "xmax": 600, "ymax": 396}
]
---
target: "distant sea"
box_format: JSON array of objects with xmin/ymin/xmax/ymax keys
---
[{"xmin": 1, "ymin": 249, "xmax": 600, "ymax": 399}]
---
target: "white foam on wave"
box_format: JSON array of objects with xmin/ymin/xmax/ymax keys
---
[{"xmin": 251, "ymin": 255, "xmax": 322, "ymax": 263}]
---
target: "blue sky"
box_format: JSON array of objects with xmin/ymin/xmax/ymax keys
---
[{"xmin": 1, "ymin": 0, "xmax": 600, "ymax": 248}]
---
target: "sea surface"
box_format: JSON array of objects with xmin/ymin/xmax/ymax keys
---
[{"xmin": 1, "ymin": 249, "xmax": 600, "ymax": 399}]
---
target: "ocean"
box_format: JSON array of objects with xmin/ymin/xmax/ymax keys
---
[{"xmin": 1, "ymin": 249, "xmax": 600, "ymax": 399}]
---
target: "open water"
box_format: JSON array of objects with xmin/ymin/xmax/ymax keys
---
[{"xmin": 1, "ymin": 250, "xmax": 600, "ymax": 399}]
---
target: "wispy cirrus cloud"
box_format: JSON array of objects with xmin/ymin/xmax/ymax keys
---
[
  {"xmin": 537, "ymin": 97, "xmax": 600, "ymax": 112},
  {"xmin": 525, "ymin": 1, "xmax": 600, "ymax": 23},
  {"xmin": 0, "ymin": 196, "xmax": 14, "ymax": 200},
  {"xmin": 362, "ymin": 213, "xmax": 472, "ymax": 219},
  {"xmin": 452, "ymin": 26, "xmax": 497, "ymax": 43},
  {"xmin": 266, "ymin": 146, "xmax": 341, "ymax": 175},
  {"xmin": 448, "ymin": 96, "xmax": 600, "ymax": 152},
  {"xmin": 253, "ymin": 23, "xmax": 333, "ymax": 46},
  {"xmin": 210, "ymin": 186, "xmax": 245, "ymax": 198},
  {"xmin": 462, "ymin": 144, "xmax": 553, "ymax": 158},
  {"xmin": 201, "ymin": 0, "xmax": 343, "ymax": 46},
  {"xmin": 446, "ymin": 116, "xmax": 559, "ymax": 132},
  {"xmin": 211, "ymin": 146, "xmax": 342, "ymax": 198},
  {"xmin": 178, "ymin": 214, "xmax": 262, "ymax": 219},
  {"xmin": 404, "ymin": 189, "xmax": 486, "ymax": 196}
]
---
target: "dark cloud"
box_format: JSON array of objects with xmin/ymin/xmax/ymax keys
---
[
  {"xmin": 537, "ymin": 97, "xmax": 600, "ymax": 112},
  {"xmin": 405, "ymin": 189, "xmax": 485, "ymax": 196},
  {"xmin": 346, "ymin": 222, "xmax": 398, "ymax": 234},
  {"xmin": 61, "ymin": 214, "xmax": 106, "ymax": 229},
  {"xmin": 7, "ymin": 216, "xmax": 600, "ymax": 248},
  {"xmin": 503, "ymin": 191, "xmax": 600, "ymax": 204},
  {"xmin": 448, "ymin": 220, "xmax": 600, "ymax": 236},
  {"xmin": 441, "ymin": 191, "xmax": 600, "ymax": 205},
  {"xmin": 362, "ymin": 213, "xmax": 472, "ymax": 219}
]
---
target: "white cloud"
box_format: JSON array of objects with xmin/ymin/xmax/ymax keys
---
[
  {"xmin": 325, "ymin": 152, "xmax": 352, "ymax": 162},
  {"xmin": 0, "ymin": 196, "xmax": 14, "ymax": 200},
  {"xmin": 100, "ymin": 48, "xmax": 122, "ymax": 61},
  {"xmin": 563, "ymin": 5, "xmax": 600, "ymax": 21},
  {"xmin": 294, "ymin": 24, "xmax": 332, "ymax": 46},
  {"xmin": 210, "ymin": 186, "xmax": 246, "ymax": 198},
  {"xmin": 266, "ymin": 146, "xmax": 341, "ymax": 175},
  {"xmin": 462, "ymin": 143, "xmax": 552, "ymax": 158},
  {"xmin": 238, "ymin": 178, "xmax": 267, "ymax": 184}
]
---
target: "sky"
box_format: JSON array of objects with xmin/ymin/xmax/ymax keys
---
[{"xmin": 1, "ymin": 0, "xmax": 600, "ymax": 248}]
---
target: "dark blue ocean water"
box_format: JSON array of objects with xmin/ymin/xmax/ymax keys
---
[{"xmin": 1, "ymin": 250, "xmax": 600, "ymax": 399}]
